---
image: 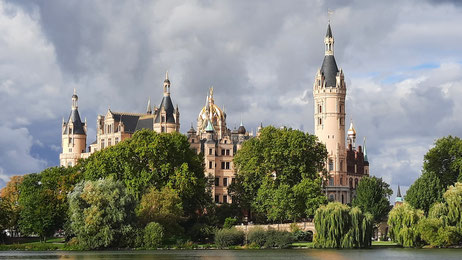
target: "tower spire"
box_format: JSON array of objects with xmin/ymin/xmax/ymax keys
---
[
  {"xmin": 71, "ymin": 88, "xmax": 78, "ymax": 110},
  {"xmin": 163, "ymin": 70, "xmax": 170, "ymax": 97},
  {"xmin": 363, "ymin": 137, "xmax": 368, "ymax": 162},
  {"xmin": 146, "ymin": 97, "xmax": 152, "ymax": 114},
  {"xmin": 324, "ymin": 22, "xmax": 334, "ymax": 56}
]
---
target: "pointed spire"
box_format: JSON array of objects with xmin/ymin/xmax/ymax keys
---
[
  {"xmin": 326, "ymin": 23, "xmax": 333, "ymax": 38},
  {"xmin": 363, "ymin": 137, "xmax": 368, "ymax": 162},
  {"xmin": 324, "ymin": 22, "xmax": 334, "ymax": 56},
  {"xmin": 165, "ymin": 70, "xmax": 169, "ymax": 82},
  {"xmin": 163, "ymin": 70, "xmax": 170, "ymax": 96},
  {"xmin": 146, "ymin": 97, "xmax": 152, "ymax": 114},
  {"xmin": 397, "ymin": 185, "xmax": 402, "ymax": 198},
  {"xmin": 71, "ymin": 88, "xmax": 78, "ymax": 110}
]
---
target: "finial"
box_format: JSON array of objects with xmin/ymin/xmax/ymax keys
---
[
  {"xmin": 165, "ymin": 70, "xmax": 169, "ymax": 80},
  {"xmin": 73, "ymin": 88, "xmax": 76, "ymax": 95},
  {"xmin": 210, "ymin": 86, "xmax": 214, "ymax": 98}
]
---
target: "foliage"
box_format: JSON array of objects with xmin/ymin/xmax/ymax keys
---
[
  {"xmin": 223, "ymin": 217, "xmax": 238, "ymax": 229},
  {"xmin": 405, "ymin": 171, "xmax": 445, "ymax": 214},
  {"xmin": 68, "ymin": 178, "xmax": 136, "ymax": 249},
  {"xmin": 186, "ymin": 223, "xmax": 216, "ymax": 244},
  {"xmin": 352, "ymin": 176, "xmax": 392, "ymax": 223},
  {"xmin": 137, "ymin": 186, "xmax": 183, "ymax": 236},
  {"xmin": 423, "ymin": 136, "xmax": 462, "ymax": 188},
  {"xmin": 230, "ymin": 126, "xmax": 327, "ymax": 222},
  {"xmin": 314, "ymin": 202, "xmax": 373, "ymax": 248},
  {"xmin": 443, "ymin": 182, "xmax": 462, "ymax": 231},
  {"xmin": 143, "ymin": 222, "xmax": 164, "ymax": 248},
  {"xmin": 81, "ymin": 129, "xmax": 210, "ymax": 217},
  {"xmin": 418, "ymin": 218, "xmax": 461, "ymax": 247},
  {"xmin": 264, "ymin": 229, "xmax": 294, "ymax": 248},
  {"xmin": 293, "ymin": 230, "xmax": 313, "ymax": 242},
  {"xmin": 247, "ymin": 227, "xmax": 267, "ymax": 247},
  {"xmin": 214, "ymin": 228, "xmax": 245, "ymax": 248},
  {"xmin": 0, "ymin": 198, "xmax": 9, "ymax": 243},
  {"xmin": 0, "ymin": 175, "xmax": 23, "ymax": 236},
  {"xmin": 387, "ymin": 203, "xmax": 424, "ymax": 247}
]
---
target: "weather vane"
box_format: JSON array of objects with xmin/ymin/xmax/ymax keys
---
[{"xmin": 328, "ymin": 9, "xmax": 334, "ymax": 23}]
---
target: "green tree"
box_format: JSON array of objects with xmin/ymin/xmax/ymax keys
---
[
  {"xmin": 313, "ymin": 202, "xmax": 373, "ymax": 248},
  {"xmin": 387, "ymin": 203, "xmax": 424, "ymax": 247},
  {"xmin": 143, "ymin": 222, "xmax": 164, "ymax": 248},
  {"xmin": 405, "ymin": 171, "xmax": 445, "ymax": 214},
  {"xmin": 352, "ymin": 176, "xmax": 392, "ymax": 223},
  {"xmin": 82, "ymin": 129, "xmax": 209, "ymax": 217},
  {"xmin": 230, "ymin": 126, "xmax": 327, "ymax": 222},
  {"xmin": 423, "ymin": 136, "xmax": 462, "ymax": 187},
  {"xmin": 443, "ymin": 182, "xmax": 462, "ymax": 231},
  {"xmin": 0, "ymin": 175, "xmax": 23, "ymax": 237},
  {"xmin": 68, "ymin": 178, "xmax": 136, "ymax": 249},
  {"xmin": 0, "ymin": 198, "xmax": 10, "ymax": 243},
  {"xmin": 136, "ymin": 186, "xmax": 183, "ymax": 236}
]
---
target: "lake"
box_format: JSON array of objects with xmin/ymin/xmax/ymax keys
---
[{"xmin": 0, "ymin": 249, "xmax": 461, "ymax": 260}]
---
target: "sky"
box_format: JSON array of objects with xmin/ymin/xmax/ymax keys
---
[{"xmin": 1, "ymin": 0, "xmax": 462, "ymax": 201}]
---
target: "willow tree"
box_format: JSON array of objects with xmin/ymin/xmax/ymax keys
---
[
  {"xmin": 444, "ymin": 183, "xmax": 462, "ymax": 231},
  {"xmin": 314, "ymin": 202, "xmax": 373, "ymax": 248},
  {"xmin": 388, "ymin": 203, "xmax": 424, "ymax": 247}
]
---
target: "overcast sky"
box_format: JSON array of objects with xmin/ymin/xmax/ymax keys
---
[{"xmin": 1, "ymin": 0, "xmax": 462, "ymax": 201}]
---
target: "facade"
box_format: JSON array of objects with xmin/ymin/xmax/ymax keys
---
[
  {"xmin": 313, "ymin": 23, "xmax": 369, "ymax": 203},
  {"xmin": 59, "ymin": 72, "xmax": 180, "ymax": 166},
  {"xmin": 187, "ymin": 87, "xmax": 251, "ymax": 204}
]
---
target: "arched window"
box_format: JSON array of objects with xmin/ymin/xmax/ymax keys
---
[{"xmin": 349, "ymin": 178, "xmax": 353, "ymax": 188}]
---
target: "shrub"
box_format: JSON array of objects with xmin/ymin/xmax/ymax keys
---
[
  {"xmin": 264, "ymin": 229, "xmax": 293, "ymax": 248},
  {"xmin": 223, "ymin": 217, "xmax": 238, "ymax": 229},
  {"xmin": 293, "ymin": 230, "xmax": 313, "ymax": 242},
  {"xmin": 248, "ymin": 227, "xmax": 267, "ymax": 247},
  {"xmin": 214, "ymin": 228, "xmax": 245, "ymax": 248},
  {"xmin": 144, "ymin": 222, "xmax": 164, "ymax": 248},
  {"xmin": 187, "ymin": 223, "xmax": 216, "ymax": 243},
  {"xmin": 388, "ymin": 203, "xmax": 424, "ymax": 247}
]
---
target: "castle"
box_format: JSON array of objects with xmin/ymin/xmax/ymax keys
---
[{"xmin": 59, "ymin": 23, "xmax": 368, "ymax": 204}]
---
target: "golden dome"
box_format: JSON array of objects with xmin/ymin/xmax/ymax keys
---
[
  {"xmin": 197, "ymin": 87, "xmax": 226, "ymax": 132},
  {"xmin": 347, "ymin": 121, "xmax": 356, "ymax": 136}
]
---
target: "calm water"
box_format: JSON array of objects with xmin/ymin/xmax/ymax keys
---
[{"xmin": 0, "ymin": 249, "xmax": 461, "ymax": 260}]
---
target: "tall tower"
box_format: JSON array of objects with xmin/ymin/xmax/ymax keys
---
[
  {"xmin": 313, "ymin": 23, "xmax": 348, "ymax": 202},
  {"xmin": 60, "ymin": 89, "xmax": 87, "ymax": 167}
]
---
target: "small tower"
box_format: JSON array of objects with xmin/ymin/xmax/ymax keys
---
[
  {"xmin": 395, "ymin": 185, "xmax": 404, "ymax": 206},
  {"xmin": 146, "ymin": 97, "xmax": 152, "ymax": 114},
  {"xmin": 60, "ymin": 89, "xmax": 87, "ymax": 167},
  {"xmin": 153, "ymin": 71, "xmax": 180, "ymax": 133},
  {"xmin": 347, "ymin": 121, "xmax": 356, "ymax": 148}
]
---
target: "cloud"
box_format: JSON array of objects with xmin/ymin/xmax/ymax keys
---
[{"xmin": 1, "ymin": 0, "xmax": 462, "ymax": 195}]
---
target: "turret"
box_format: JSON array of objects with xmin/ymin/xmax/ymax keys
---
[
  {"xmin": 163, "ymin": 71, "xmax": 170, "ymax": 97},
  {"xmin": 347, "ymin": 120, "xmax": 356, "ymax": 148}
]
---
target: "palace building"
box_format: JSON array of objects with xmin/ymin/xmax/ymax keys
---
[
  {"xmin": 313, "ymin": 23, "xmax": 369, "ymax": 203},
  {"xmin": 59, "ymin": 22, "xmax": 369, "ymax": 205}
]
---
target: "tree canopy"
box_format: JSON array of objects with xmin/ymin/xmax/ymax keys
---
[
  {"xmin": 229, "ymin": 126, "xmax": 327, "ymax": 222},
  {"xmin": 81, "ymin": 129, "xmax": 209, "ymax": 217},
  {"xmin": 405, "ymin": 171, "xmax": 445, "ymax": 214},
  {"xmin": 352, "ymin": 176, "xmax": 392, "ymax": 223},
  {"xmin": 0, "ymin": 175, "xmax": 23, "ymax": 236}
]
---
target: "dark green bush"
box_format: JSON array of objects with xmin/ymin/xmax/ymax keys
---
[
  {"xmin": 264, "ymin": 229, "xmax": 293, "ymax": 248},
  {"xmin": 293, "ymin": 230, "xmax": 313, "ymax": 242},
  {"xmin": 248, "ymin": 227, "xmax": 267, "ymax": 247},
  {"xmin": 223, "ymin": 217, "xmax": 238, "ymax": 229},
  {"xmin": 214, "ymin": 228, "xmax": 245, "ymax": 248},
  {"xmin": 144, "ymin": 222, "xmax": 164, "ymax": 248},
  {"xmin": 187, "ymin": 223, "xmax": 216, "ymax": 243}
]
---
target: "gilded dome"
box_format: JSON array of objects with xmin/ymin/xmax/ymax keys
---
[{"xmin": 197, "ymin": 87, "xmax": 227, "ymax": 133}]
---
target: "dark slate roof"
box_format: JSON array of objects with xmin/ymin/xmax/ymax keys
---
[
  {"xmin": 111, "ymin": 112, "xmax": 142, "ymax": 133},
  {"xmin": 326, "ymin": 23, "xmax": 333, "ymax": 38},
  {"xmin": 154, "ymin": 96, "xmax": 176, "ymax": 123},
  {"xmin": 238, "ymin": 125, "xmax": 246, "ymax": 134},
  {"xmin": 135, "ymin": 117, "xmax": 154, "ymax": 131},
  {"xmin": 64, "ymin": 109, "xmax": 85, "ymax": 134},
  {"xmin": 320, "ymin": 55, "xmax": 339, "ymax": 88}
]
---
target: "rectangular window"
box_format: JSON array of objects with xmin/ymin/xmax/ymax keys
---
[
  {"xmin": 221, "ymin": 161, "xmax": 225, "ymax": 169},
  {"xmin": 115, "ymin": 137, "xmax": 119, "ymax": 144},
  {"xmin": 340, "ymin": 160, "xmax": 343, "ymax": 172},
  {"xmin": 222, "ymin": 149, "xmax": 225, "ymax": 155},
  {"xmin": 68, "ymin": 138, "xmax": 72, "ymax": 144},
  {"xmin": 191, "ymin": 139, "xmax": 195, "ymax": 143},
  {"xmin": 223, "ymin": 178, "xmax": 228, "ymax": 187},
  {"xmin": 226, "ymin": 162, "xmax": 230, "ymax": 169},
  {"xmin": 161, "ymin": 126, "xmax": 165, "ymax": 133},
  {"xmin": 226, "ymin": 149, "xmax": 230, "ymax": 156},
  {"xmin": 209, "ymin": 148, "xmax": 213, "ymax": 155},
  {"xmin": 101, "ymin": 139, "xmax": 105, "ymax": 149},
  {"xmin": 329, "ymin": 159, "xmax": 334, "ymax": 171},
  {"xmin": 209, "ymin": 161, "xmax": 213, "ymax": 169},
  {"xmin": 232, "ymin": 178, "xmax": 235, "ymax": 184},
  {"xmin": 223, "ymin": 195, "xmax": 227, "ymax": 204},
  {"xmin": 329, "ymin": 177, "xmax": 334, "ymax": 186},
  {"xmin": 108, "ymin": 138, "xmax": 112, "ymax": 147},
  {"xmin": 215, "ymin": 195, "xmax": 219, "ymax": 203},
  {"xmin": 69, "ymin": 148, "xmax": 72, "ymax": 152},
  {"xmin": 215, "ymin": 177, "xmax": 219, "ymax": 187}
]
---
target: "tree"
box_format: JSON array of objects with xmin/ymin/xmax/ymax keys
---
[
  {"xmin": 387, "ymin": 203, "xmax": 424, "ymax": 247},
  {"xmin": 143, "ymin": 222, "xmax": 164, "ymax": 248},
  {"xmin": 0, "ymin": 198, "xmax": 10, "ymax": 243},
  {"xmin": 443, "ymin": 182, "xmax": 462, "ymax": 231},
  {"xmin": 313, "ymin": 202, "xmax": 373, "ymax": 248},
  {"xmin": 230, "ymin": 126, "xmax": 327, "ymax": 222},
  {"xmin": 136, "ymin": 186, "xmax": 183, "ymax": 236},
  {"xmin": 352, "ymin": 176, "xmax": 392, "ymax": 223},
  {"xmin": 0, "ymin": 175, "xmax": 23, "ymax": 237},
  {"xmin": 423, "ymin": 136, "xmax": 462, "ymax": 188},
  {"xmin": 405, "ymin": 171, "xmax": 445, "ymax": 214},
  {"xmin": 68, "ymin": 178, "xmax": 136, "ymax": 249},
  {"xmin": 81, "ymin": 129, "xmax": 209, "ymax": 218}
]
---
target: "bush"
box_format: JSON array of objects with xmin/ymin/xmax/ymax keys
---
[
  {"xmin": 223, "ymin": 217, "xmax": 238, "ymax": 229},
  {"xmin": 248, "ymin": 227, "xmax": 267, "ymax": 247},
  {"xmin": 418, "ymin": 218, "xmax": 461, "ymax": 247},
  {"xmin": 187, "ymin": 223, "xmax": 216, "ymax": 243},
  {"xmin": 293, "ymin": 230, "xmax": 313, "ymax": 242},
  {"xmin": 144, "ymin": 222, "xmax": 164, "ymax": 248},
  {"xmin": 264, "ymin": 229, "xmax": 293, "ymax": 248},
  {"xmin": 214, "ymin": 228, "xmax": 245, "ymax": 248}
]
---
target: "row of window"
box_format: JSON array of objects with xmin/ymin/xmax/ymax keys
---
[
  {"xmin": 208, "ymin": 161, "xmax": 232, "ymax": 169},
  {"xmin": 208, "ymin": 148, "xmax": 232, "ymax": 156},
  {"xmin": 328, "ymin": 177, "xmax": 359, "ymax": 188},
  {"xmin": 214, "ymin": 194, "xmax": 230, "ymax": 204},
  {"xmin": 214, "ymin": 177, "xmax": 235, "ymax": 187},
  {"xmin": 316, "ymin": 103, "xmax": 344, "ymax": 114},
  {"xmin": 101, "ymin": 137, "xmax": 119, "ymax": 149}
]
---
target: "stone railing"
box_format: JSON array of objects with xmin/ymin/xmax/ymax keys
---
[{"xmin": 234, "ymin": 221, "xmax": 316, "ymax": 233}]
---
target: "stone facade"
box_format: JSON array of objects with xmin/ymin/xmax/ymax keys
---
[{"xmin": 313, "ymin": 23, "xmax": 369, "ymax": 203}]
